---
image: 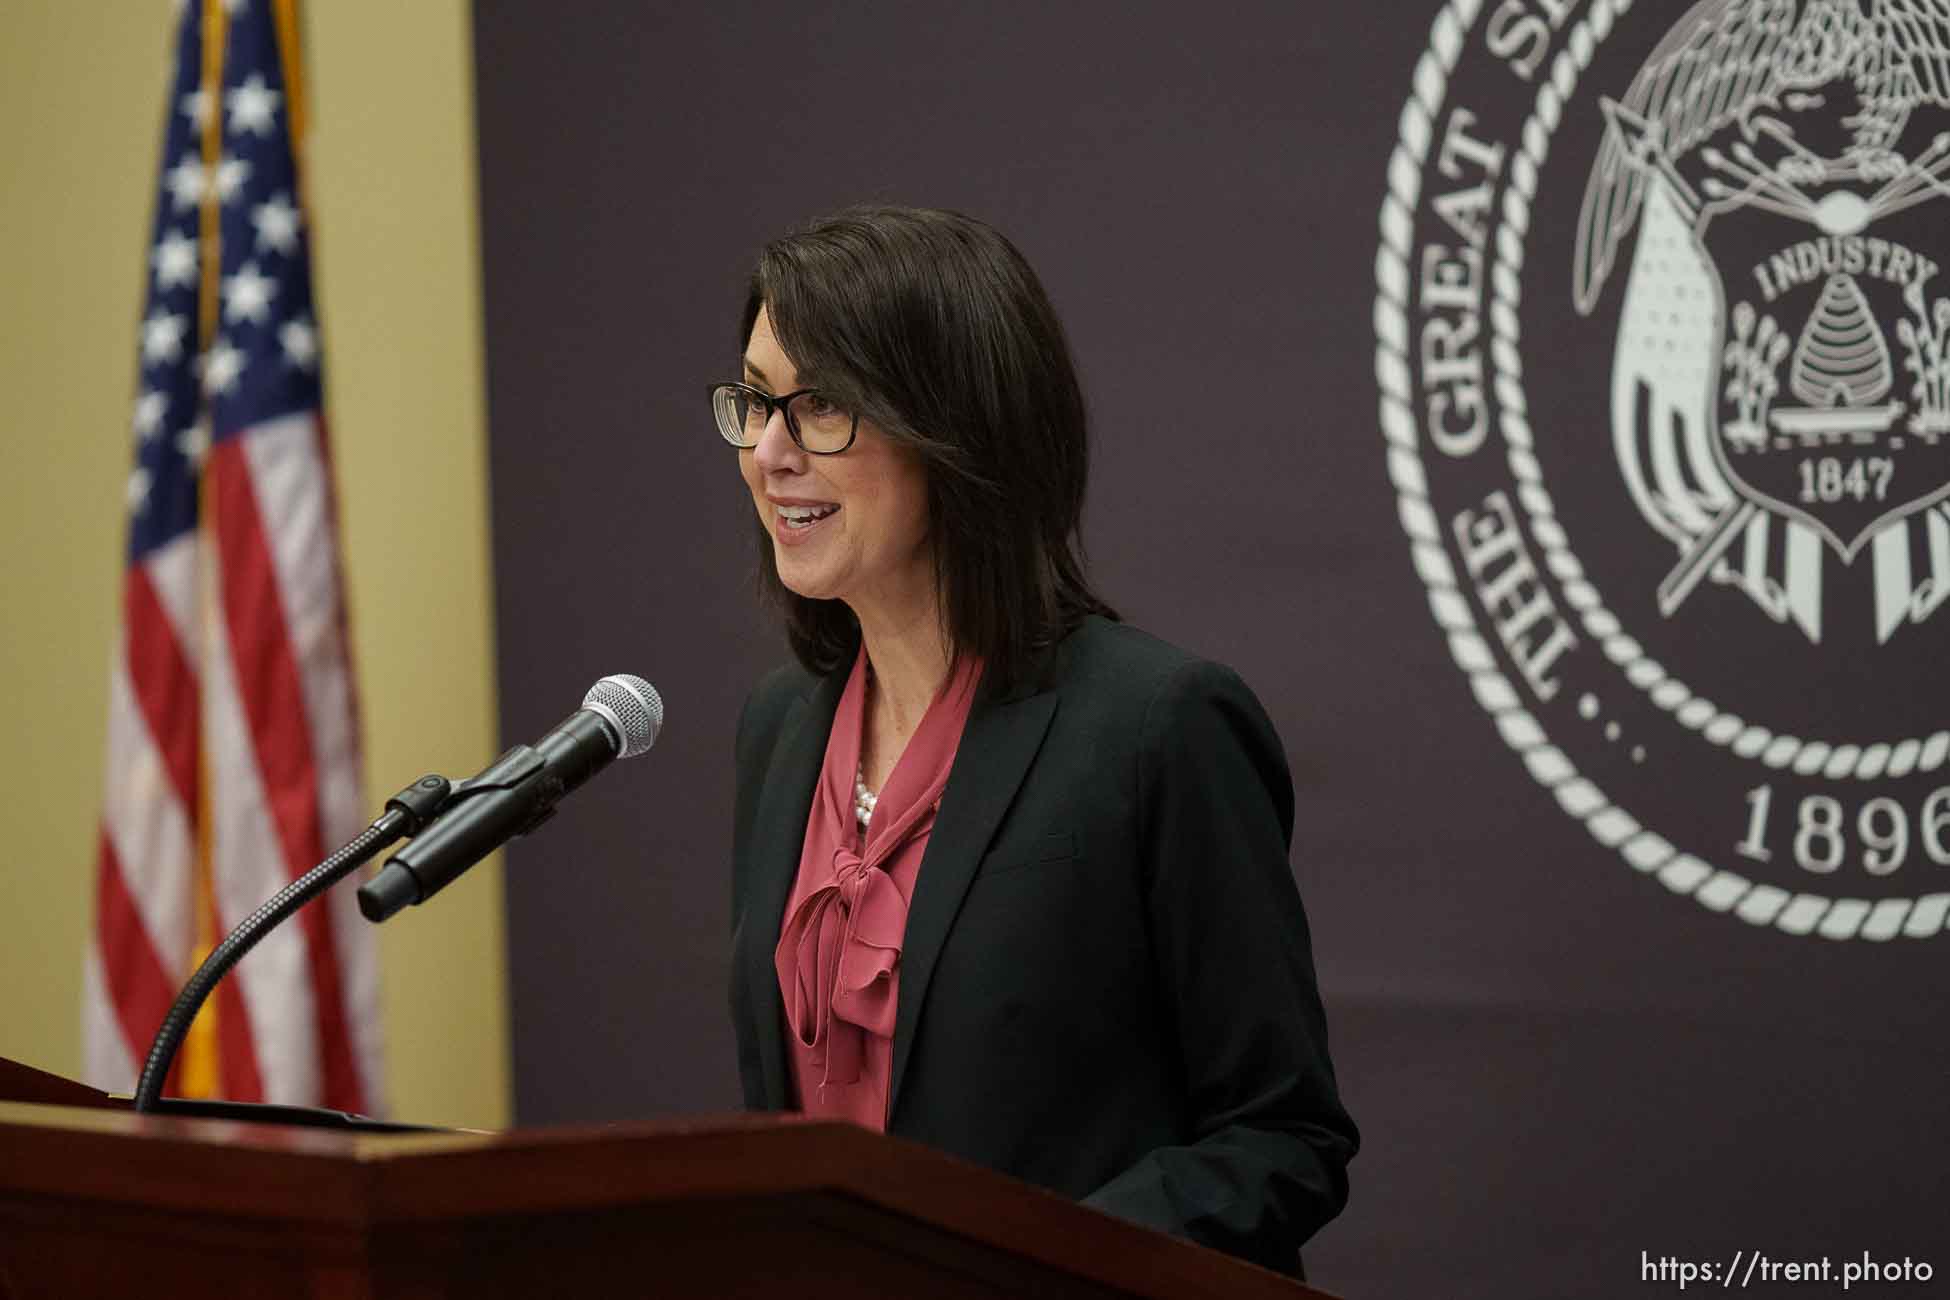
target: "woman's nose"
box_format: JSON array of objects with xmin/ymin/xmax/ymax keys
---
[{"xmin": 751, "ymin": 405, "xmax": 805, "ymax": 474}]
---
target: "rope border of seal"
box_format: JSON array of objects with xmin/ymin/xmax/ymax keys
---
[{"xmin": 1373, "ymin": 0, "xmax": 1950, "ymax": 940}]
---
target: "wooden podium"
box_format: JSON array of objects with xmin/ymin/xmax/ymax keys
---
[{"xmin": 0, "ymin": 1059, "xmax": 1335, "ymax": 1299}]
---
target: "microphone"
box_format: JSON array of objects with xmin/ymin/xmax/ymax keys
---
[{"xmin": 357, "ymin": 674, "xmax": 663, "ymax": 922}]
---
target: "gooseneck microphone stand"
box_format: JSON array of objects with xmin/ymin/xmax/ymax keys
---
[{"xmin": 130, "ymin": 774, "xmax": 455, "ymax": 1115}]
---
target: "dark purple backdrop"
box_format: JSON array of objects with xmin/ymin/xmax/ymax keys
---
[{"xmin": 470, "ymin": 4, "xmax": 1949, "ymax": 1296}]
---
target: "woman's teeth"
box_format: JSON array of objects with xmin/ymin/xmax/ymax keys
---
[{"xmin": 779, "ymin": 504, "xmax": 839, "ymax": 529}]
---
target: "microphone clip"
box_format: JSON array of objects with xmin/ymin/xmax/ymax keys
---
[{"xmin": 436, "ymin": 745, "xmax": 564, "ymax": 837}]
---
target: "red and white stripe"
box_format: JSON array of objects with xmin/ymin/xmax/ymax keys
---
[{"xmin": 85, "ymin": 410, "xmax": 381, "ymax": 1112}]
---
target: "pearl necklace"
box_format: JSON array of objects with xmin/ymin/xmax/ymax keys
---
[{"xmin": 854, "ymin": 763, "xmax": 877, "ymax": 828}]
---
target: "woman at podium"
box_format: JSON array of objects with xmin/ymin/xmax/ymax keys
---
[{"xmin": 719, "ymin": 205, "xmax": 1357, "ymax": 1276}]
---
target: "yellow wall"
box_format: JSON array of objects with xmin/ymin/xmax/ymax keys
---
[{"xmin": 0, "ymin": 3, "xmax": 508, "ymax": 1128}]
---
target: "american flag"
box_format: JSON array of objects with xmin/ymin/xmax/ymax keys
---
[{"xmin": 83, "ymin": 0, "xmax": 381, "ymax": 1112}]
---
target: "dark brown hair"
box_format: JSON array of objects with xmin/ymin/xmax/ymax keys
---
[{"xmin": 742, "ymin": 205, "xmax": 1116, "ymax": 693}]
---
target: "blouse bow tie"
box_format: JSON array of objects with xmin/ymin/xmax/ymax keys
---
[{"xmin": 776, "ymin": 841, "xmax": 908, "ymax": 1088}]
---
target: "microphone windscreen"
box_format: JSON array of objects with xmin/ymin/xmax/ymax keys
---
[{"xmin": 583, "ymin": 674, "xmax": 663, "ymax": 759}]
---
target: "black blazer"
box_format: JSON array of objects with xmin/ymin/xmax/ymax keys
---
[{"xmin": 729, "ymin": 616, "xmax": 1357, "ymax": 1273}]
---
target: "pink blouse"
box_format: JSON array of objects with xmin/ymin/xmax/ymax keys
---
[{"xmin": 773, "ymin": 647, "xmax": 982, "ymax": 1132}]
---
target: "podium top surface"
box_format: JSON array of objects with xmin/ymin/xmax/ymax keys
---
[{"xmin": 0, "ymin": 1100, "xmax": 1335, "ymax": 1300}]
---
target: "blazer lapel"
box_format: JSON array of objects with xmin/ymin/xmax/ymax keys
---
[
  {"xmin": 888, "ymin": 681, "xmax": 1058, "ymax": 1118},
  {"xmin": 741, "ymin": 667, "xmax": 846, "ymax": 1110}
]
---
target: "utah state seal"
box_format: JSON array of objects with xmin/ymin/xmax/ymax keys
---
[{"xmin": 1377, "ymin": 0, "xmax": 1950, "ymax": 938}]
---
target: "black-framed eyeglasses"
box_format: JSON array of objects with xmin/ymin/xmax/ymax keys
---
[{"xmin": 708, "ymin": 382, "xmax": 859, "ymax": 455}]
